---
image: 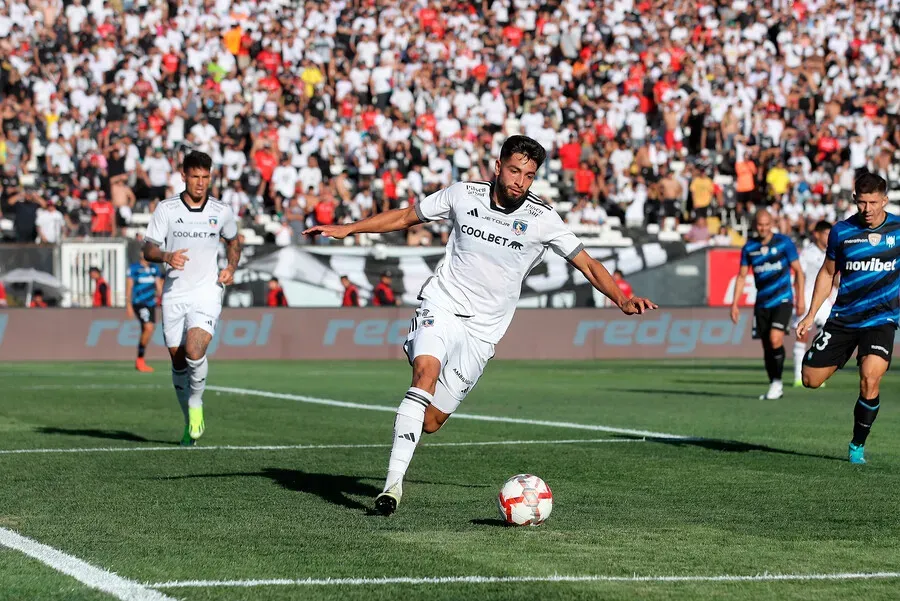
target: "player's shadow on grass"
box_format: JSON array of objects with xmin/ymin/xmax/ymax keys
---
[
  {"xmin": 35, "ymin": 427, "xmax": 177, "ymax": 445},
  {"xmin": 675, "ymin": 379, "xmax": 778, "ymax": 387},
  {"xmin": 640, "ymin": 436, "xmax": 843, "ymax": 461},
  {"xmin": 470, "ymin": 518, "xmax": 510, "ymax": 527}
]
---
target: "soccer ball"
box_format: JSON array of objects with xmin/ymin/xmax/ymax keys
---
[{"xmin": 497, "ymin": 474, "xmax": 553, "ymax": 526}]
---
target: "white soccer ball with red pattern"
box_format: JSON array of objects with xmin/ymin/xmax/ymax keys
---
[{"xmin": 497, "ymin": 474, "xmax": 553, "ymax": 526}]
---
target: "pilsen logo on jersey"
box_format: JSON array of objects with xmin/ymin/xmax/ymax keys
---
[
  {"xmin": 512, "ymin": 220, "xmax": 528, "ymax": 235},
  {"xmin": 465, "ymin": 184, "xmax": 487, "ymax": 197},
  {"xmin": 868, "ymin": 233, "xmax": 882, "ymax": 246}
]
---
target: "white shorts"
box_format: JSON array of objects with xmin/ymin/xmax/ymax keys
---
[
  {"xmin": 403, "ymin": 301, "xmax": 495, "ymax": 415},
  {"xmin": 162, "ymin": 296, "xmax": 222, "ymax": 348}
]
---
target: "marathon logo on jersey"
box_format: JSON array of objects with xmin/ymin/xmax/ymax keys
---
[
  {"xmin": 844, "ymin": 258, "xmax": 898, "ymax": 272},
  {"xmin": 460, "ymin": 224, "xmax": 521, "ymax": 250},
  {"xmin": 512, "ymin": 220, "xmax": 528, "ymax": 235},
  {"xmin": 752, "ymin": 261, "xmax": 784, "ymax": 274},
  {"xmin": 466, "ymin": 184, "xmax": 487, "ymax": 197}
]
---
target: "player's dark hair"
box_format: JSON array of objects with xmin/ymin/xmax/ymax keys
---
[
  {"xmin": 499, "ymin": 135, "xmax": 546, "ymax": 168},
  {"xmin": 813, "ymin": 220, "xmax": 832, "ymax": 233},
  {"xmin": 270, "ymin": 277, "xmax": 279, "ymax": 283},
  {"xmin": 182, "ymin": 151, "xmax": 213, "ymax": 173},
  {"xmin": 854, "ymin": 172, "xmax": 887, "ymax": 196}
]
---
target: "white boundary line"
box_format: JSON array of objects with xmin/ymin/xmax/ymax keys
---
[
  {"xmin": 0, "ymin": 527, "xmax": 175, "ymax": 601},
  {"xmin": 0, "ymin": 438, "xmax": 644, "ymax": 456},
  {"xmin": 149, "ymin": 571, "xmax": 900, "ymax": 588},
  {"xmin": 208, "ymin": 386, "xmax": 690, "ymax": 440}
]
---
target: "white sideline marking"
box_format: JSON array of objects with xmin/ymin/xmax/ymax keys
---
[
  {"xmin": 208, "ymin": 386, "xmax": 690, "ymax": 440},
  {"xmin": 0, "ymin": 526, "xmax": 175, "ymax": 601},
  {"xmin": 150, "ymin": 571, "xmax": 900, "ymax": 589},
  {"xmin": 0, "ymin": 438, "xmax": 643, "ymax": 456}
]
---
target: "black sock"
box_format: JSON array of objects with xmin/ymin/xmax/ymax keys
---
[
  {"xmin": 852, "ymin": 396, "xmax": 880, "ymax": 446},
  {"xmin": 762, "ymin": 346, "xmax": 776, "ymax": 382},
  {"xmin": 138, "ymin": 344, "xmax": 146, "ymax": 359},
  {"xmin": 771, "ymin": 346, "xmax": 785, "ymax": 381}
]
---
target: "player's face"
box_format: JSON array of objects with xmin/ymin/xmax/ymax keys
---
[
  {"xmin": 182, "ymin": 168, "xmax": 211, "ymax": 203},
  {"xmin": 494, "ymin": 153, "xmax": 537, "ymax": 206},
  {"xmin": 754, "ymin": 214, "xmax": 774, "ymax": 240},
  {"xmin": 814, "ymin": 228, "xmax": 831, "ymax": 249},
  {"xmin": 855, "ymin": 192, "xmax": 888, "ymax": 227}
]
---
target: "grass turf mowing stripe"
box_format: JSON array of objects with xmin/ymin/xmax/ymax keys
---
[
  {"xmin": 0, "ymin": 438, "xmax": 645, "ymax": 455},
  {"xmin": 150, "ymin": 572, "xmax": 900, "ymax": 588},
  {"xmin": 208, "ymin": 385, "xmax": 692, "ymax": 440},
  {"xmin": 0, "ymin": 527, "xmax": 176, "ymax": 601}
]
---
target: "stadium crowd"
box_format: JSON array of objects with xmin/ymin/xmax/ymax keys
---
[{"xmin": 0, "ymin": 0, "xmax": 899, "ymax": 247}]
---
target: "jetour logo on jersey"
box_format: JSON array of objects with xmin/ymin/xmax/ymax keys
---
[{"xmin": 844, "ymin": 258, "xmax": 898, "ymax": 272}]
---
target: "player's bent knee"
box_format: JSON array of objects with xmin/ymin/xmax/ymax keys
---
[{"xmin": 801, "ymin": 373, "xmax": 821, "ymax": 389}]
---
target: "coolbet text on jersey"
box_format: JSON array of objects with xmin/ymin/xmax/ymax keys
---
[
  {"xmin": 740, "ymin": 233, "xmax": 799, "ymax": 308},
  {"xmin": 827, "ymin": 213, "xmax": 900, "ymax": 329}
]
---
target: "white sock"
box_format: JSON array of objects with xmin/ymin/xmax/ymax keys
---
[
  {"xmin": 172, "ymin": 368, "xmax": 189, "ymax": 424},
  {"xmin": 385, "ymin": 387, "xmax": 431, "ymax": 491},
  {"xmin": 793, "ymin": 341, "xmax": 806, "ymax": 382},
  {"xmin": 185, "ymin": 356, "xmax": 208, "ymax": 409}
]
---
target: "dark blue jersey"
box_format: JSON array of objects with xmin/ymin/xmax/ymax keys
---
[
  {"xmin": 740, "ymin": 233, "xmax": 799, "ymax": 309},
  {"xmin": 128, "ymin": 262, "xmax": 163, "ymax": 307},
  {"xmin": 827, "ymin": 213, "xmax": 900, "ymax": 329}
]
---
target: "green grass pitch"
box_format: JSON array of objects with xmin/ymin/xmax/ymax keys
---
[{"xmin": 1, "ymin": 359, "xmax": 899, "ymax": 600}]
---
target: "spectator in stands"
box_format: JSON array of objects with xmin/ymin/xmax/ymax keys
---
[
  {"xmin": 685, "ymin": 217, "xmax": 712, "ymax": 244},
  {"xmin": 90, "ymin": 267, "xmax": 109, "ymax": 308},
  {"xmin": 613, "ymin": 270, "xmax": 633, "ymax": 300},
  {"xmin": 30, "ymin": 290, "xmax": 47, "ymax": 308},
  {"xmin": 689, "ymin": 168, "xmax": 716, "ymax": 222},
  {"xmin": 9, "ymin": 190, "xmax": 42, "ymax": 243},
  {"xmin": 36, "ymin": 197, "xmax": 65, "ymax": 244},
  {"xmin": 341, "ymin": 276, "xmax": 360, "ymax": 307},
  {"xmin": 372, "ymin": 270, "xmax": 400, "ymax": 306},
  {"xmin": 266, "ymin": 278, "xmax": 289, "ymax": 307},
  {"xmin": 0, "ymin": 280, "xmax": 7, "ymax": 306},
  {"xmin": 90, "ymin": 191, "xmax": 116, "ymax": 238}
]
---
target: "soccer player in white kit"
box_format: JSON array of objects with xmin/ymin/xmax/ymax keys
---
[
  {"xmin": 792, "ymin": 220, "xmax": 835, "ymax": 387},
  {"xmin": 305, "ymin": 136, "xmax": 657, "ymax": 515},
  {"xmin": 142, "ymin": 152, "xmax": 241, "ymax": 445}
]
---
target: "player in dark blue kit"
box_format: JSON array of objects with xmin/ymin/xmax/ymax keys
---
[
  {"xmin": 797, "ymin": 173, "xmax": 900, "ymax": 464},
  {"xmin": 730, "ymin": 210, "xmax": 806, "ymax": 400},
  {"xmin": 126, "ymin": 255, "xmax": 164, "ymax": 372}
]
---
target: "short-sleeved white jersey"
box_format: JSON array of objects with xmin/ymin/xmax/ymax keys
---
[
  {"xmin": 798, "ymin": 242, "xmax": 834, "ymax": 317},
  {"xmin": 144, "ymin": 194, "xmax": 238, "ymax": 304},
  {"xmin": 415, "ymin": 181, "xmax": 584, "ymax": 343}
]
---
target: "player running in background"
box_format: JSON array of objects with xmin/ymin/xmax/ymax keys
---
[
  {"xmin": 797, "ymin": 173, "xmax": 900, "ymax": 465},
  {"xmin": 126, "ymin": 255, "xmax": 164, "ymax": 372},
  {"xmin": 305, "ymin": 135, "xmax": 657, "ymax": 515},
  {"xmin": 792, "ymin": 220, "xmax": 835, "ymax": 387},
  {"xmin": 730, "ymin": 210, "xmax": 805, "ymax": 400},
  {"xmin": 142, "ymin": 152, "xmax": 241, "ymax": 445}
]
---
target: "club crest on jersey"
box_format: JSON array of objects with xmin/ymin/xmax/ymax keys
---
[
  {"xmin": 209, "ymin": 216, "xmax": 218, "ymax": 227},
  {"xmin": 868, "ymin": 233, "xmax": 882, "ymax": 246},
  {"xmin": 512, "ymin": 220, "xmax": 528, "ymax": 235},
  {"xmin": 761, "ymin": 246, "xmax": 768, "ymax": 255},
  {"xmin": 889, "ymin": 236, "xmax": 896, "ymax": 248},
  {"xmin": 422, "ymin": 317, "xmax": 435, "ymax": 328}
]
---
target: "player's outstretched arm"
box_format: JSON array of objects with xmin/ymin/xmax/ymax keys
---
[
  {"xmin": 796, "ymin": 259, "xmax": 836, "ymax": 338},
  {"xmin": 303, "ymin": 205, "xmax": 422, "ymax": 239},
  {"xmin": 790, "ymin": 259, "xmax": 806, "ymax": 318},
  {"xmin": 729, "ymin": 265, "xmax": 749, "ymax": 324},
  {"xmin": 569, "ymin": 250, "xmax": 658, "ymax": 315}
]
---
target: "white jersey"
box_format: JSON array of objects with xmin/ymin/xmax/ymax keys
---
[
  {"xmin": 798, "ymin": 242, "xmax": 834, "ymax": 322},
  {"xmin": 415, "ymin": 181, "xmax": 584, "ymax": 344},
  {"xmin": 144, "ymin": 194, "xmax": 238, "ymax": 304}
]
